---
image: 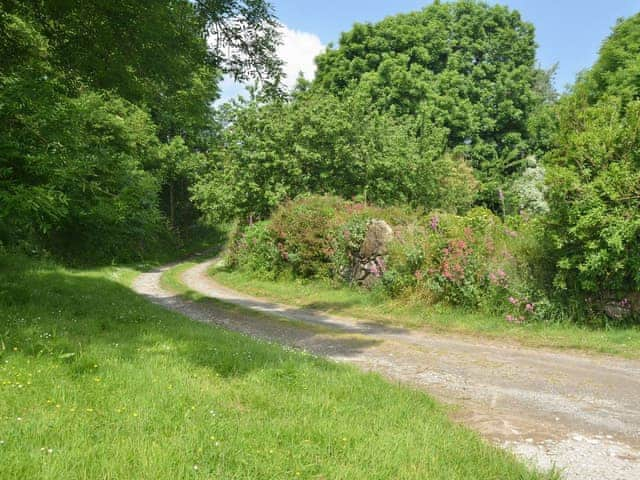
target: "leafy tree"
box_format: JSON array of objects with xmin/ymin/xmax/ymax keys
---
[
  {"xmin": 314, "ymin": 1, "xmax": 544, "ymax": 185},
  {"xmin": 4, "ymin": 0, "xmax": 281, "ymax": 139},
  {"xmin": 585, "ymin": 13, "xmax": 640, "ymax": 105},
  {"xmin": 191, "ymin": 89, "xmax": 478, "ymax": 223},
  {"xmin": 544, "ymin": 94, "xmax": 640, "ymax": 296},
  {"xmin": 0, "ymin": 12, "xmax": 165, "ymax": 262},
  {"xmin": 542, "ymin": 13, "xmax": 640, "ymax": 301},
  {"xmin": 1, "ymin": 1, "xmax": 282, "ymax": 260},
  {"xmin": 2, "ymin": 0, "xmax": 282, "ymax": 234}
]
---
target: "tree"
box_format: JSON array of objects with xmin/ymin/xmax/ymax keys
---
[
  {"xmin": 544, "ymin": 95, "xmax": 640, "ymax": 296},
  {"xmin": 0, "ymin": 1, "xmax": 282, "ymax": 260},
  {"xmin": 585, "ymin": 13, "xmax": 640, "ymax": 105},
  {"xmin": 0, "ymin": 12, "xmax": 165, "ymax": 262},
  {"xmin": 542, "ymin": 12, "xmax": 640, "ymax": 299},
  {"xmin": 191, "ymin": 89, "xmax": 477, "ymax": 223},
  {"xmin": 2, "ymin": 0, "xmax": 282, "ymax": 233},
  {"xmin": 314, "ymin": 1, "xmax": 544, "ymax": 183},
  {"xmin": 3, "ymin": 0, "xmax": 281, "ymax": 140}
]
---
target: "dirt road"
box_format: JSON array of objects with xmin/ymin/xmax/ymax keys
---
[{"xmin": 133, "ymin": 259, "xmax": 640, "ymax": 480}]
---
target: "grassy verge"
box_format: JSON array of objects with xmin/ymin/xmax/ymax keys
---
[
  {"xmin": 0, "ymin": 253, "xmax": 551, "ymax": 479},
  {"xmin": 209, "ymin": 267, "xmax": 640, "ymax": 358}
]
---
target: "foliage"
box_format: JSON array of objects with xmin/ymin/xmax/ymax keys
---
[
  {"xmin": 314, "ymin": 1, "xmax": 546, "ymax": 180},
  {"xmin": 226, "ymin": 221, "xmax": 281, "ymax": 279},
  {"xmin": 0, "ymin": 13, "xmax": 167, "ymax": 263},
  {"xmin": 544, "ymin": 95, "xmax": 640, "ymax": 298},
  {"xmin": 192, "ymin": 90, "xmax": 479, "ymax": 222},
  {"xmin": 508, "ymin": 161, "xmax": 549, "ymax": 215},
  {"xmin": 270, "ymin": 196, "xmax": 350, "ymax": 278},
  {"xmin": 5, "ymin": 0, "xmax": 281, "ymax": 141},
  {"xmin": 538, "ymin": 14, "xmax": 640, "ymax": 316},
  {"xmin": 584, "ymin": 13, "xmax": 640, "ymax": 105},
  {"xmin": 227, "ymin": 196, "xmax": 549, "ymax": 317},
  {"xmin": 0, "ymin": 2, "xmax": 281, "ymax": 262}
]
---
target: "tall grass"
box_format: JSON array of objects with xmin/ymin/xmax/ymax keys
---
[{"xmin": 0, "ymin": 254, "xmax": 550, "ymax": 479}]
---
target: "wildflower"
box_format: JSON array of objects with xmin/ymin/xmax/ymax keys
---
[
  {"xmin": 368, "ymin": 262, "xmax": 379, "ymax": 277},
  {"xmin": 414, "ymin": 270, "xmax": 424, "ymax": 281},
  {"xmin": 525, "ymin": 303, "xmax": 535, "ymax": 313},
  {"xmin": 506, "ymin": 315, "xmax": 514, "ymax": 323},
  {"xmin": 508, "ymin": 297, "xmax": 519, "ymax": 305},
  {"xmin": 430, "ymin": 215, "xmax": 439, "ymax": 231}
]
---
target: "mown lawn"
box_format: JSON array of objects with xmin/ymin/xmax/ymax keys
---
[
  {"xmin": 209, "ymin": 267, "xmax": 640, "ymax": 359},
  {"xmin": 0, "ymin": 254, "xmax": 551, "ymax": 479}
]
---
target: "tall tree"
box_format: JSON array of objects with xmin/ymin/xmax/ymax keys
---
[
  {"xmin": 543, "ymin": 12, "xmax": 640, "ymax": 299},
  {"xmin": 0, "ymin": 1, "xmax": 282, "ymax": 259},
  {"xmin": 314, "ymin": 1, "xmax": 543, "ymax": 185},
  {"xmin": 584, "ymin": 12, "xmax": 640, "ymax": 105}
]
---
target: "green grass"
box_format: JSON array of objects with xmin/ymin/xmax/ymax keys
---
[
  {"xmin": 0, "ymin": 254, "xmax": 551, "ymax": 479},
  {"xmin": 209, "ymin": 267, "xmax": 640, "ymax": 358}
]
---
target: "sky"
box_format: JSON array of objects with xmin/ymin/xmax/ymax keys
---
[{"xmin": 219, "ymin": 0, "xmax": 638, "ymax": 101}]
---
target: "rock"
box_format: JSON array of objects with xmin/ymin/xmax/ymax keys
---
[
  {"xmin": 347, "ymin": 220, "xmax": 393, "ymax": 287},
  {"xmin": 360, "ymin": 220, "xmax": 393, "ymax": 258}
]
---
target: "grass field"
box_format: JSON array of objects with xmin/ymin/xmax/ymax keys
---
[
  {"xmin": 0, "ymin": 254, "xmax": 551, "ymax": 479},
  {"xmin": 209, "ymin": 266, "xmax": 640, "ymax": 358}
]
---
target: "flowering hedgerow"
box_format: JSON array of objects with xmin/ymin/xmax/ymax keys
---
[{"xmin": 228, "ymin": 196, "xmax": 551, "ymax": 320}]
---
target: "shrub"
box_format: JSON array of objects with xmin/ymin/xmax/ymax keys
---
[
  {"xmin": 270, "ymin": 195, "xmax": 350, "ymax": 279},
  {"xmin": 544, "ymin": 96, "xmax": 640, "ymax": 301},
  {"xmin": 225, "ymin": 221, "xmax": 281, "ymax": 279},
  {"xmin": 228, "ymin": 196, "xmax": 552, "ymax": 319}
]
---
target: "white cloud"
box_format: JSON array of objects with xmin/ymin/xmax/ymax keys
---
[
  {"xmin": 278, "ymin": 25, "xmax": 325, "ymax": 89},
  {"xmin": 216, "ymin": 25, "xmax": 325, "ymax": 103}
]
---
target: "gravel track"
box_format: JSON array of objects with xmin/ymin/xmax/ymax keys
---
[{"xmin": 133, "ymin": 259, "xmax": 640, "ymax": 480}]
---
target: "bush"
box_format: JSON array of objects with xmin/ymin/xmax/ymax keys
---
[
  {"xmin": 226, "ymin": 221, "xmax": 281, "ymax": 279},
  {"xmin": 269, "ymin": 195, "xmax": 351, "ymax": 278},
  {"xmin": 544, "ymin": 96, "xmax": 640, "ymax": 303},
  {"xmin": 229, "ymin": 196, "xmax": 551, "ymax": 318}
]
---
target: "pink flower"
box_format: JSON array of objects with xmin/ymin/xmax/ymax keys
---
[
  {"xmin": 508, "ymin": 297, "xmax": 519, "ymax": 305},
  {"xmin": 414, "ymin": 270, "xmax": 424, "ymax": 281},
  {"xmin": 525, "ymin": 303, "xmax": 534, "ymax": 313},
  {"xmin": 506, "ymin": 315, "xmax": 514, "ymax": 323},
  {"xmin": 430, "ymin": 216, "xmax": 439, "ymax": 231}
]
